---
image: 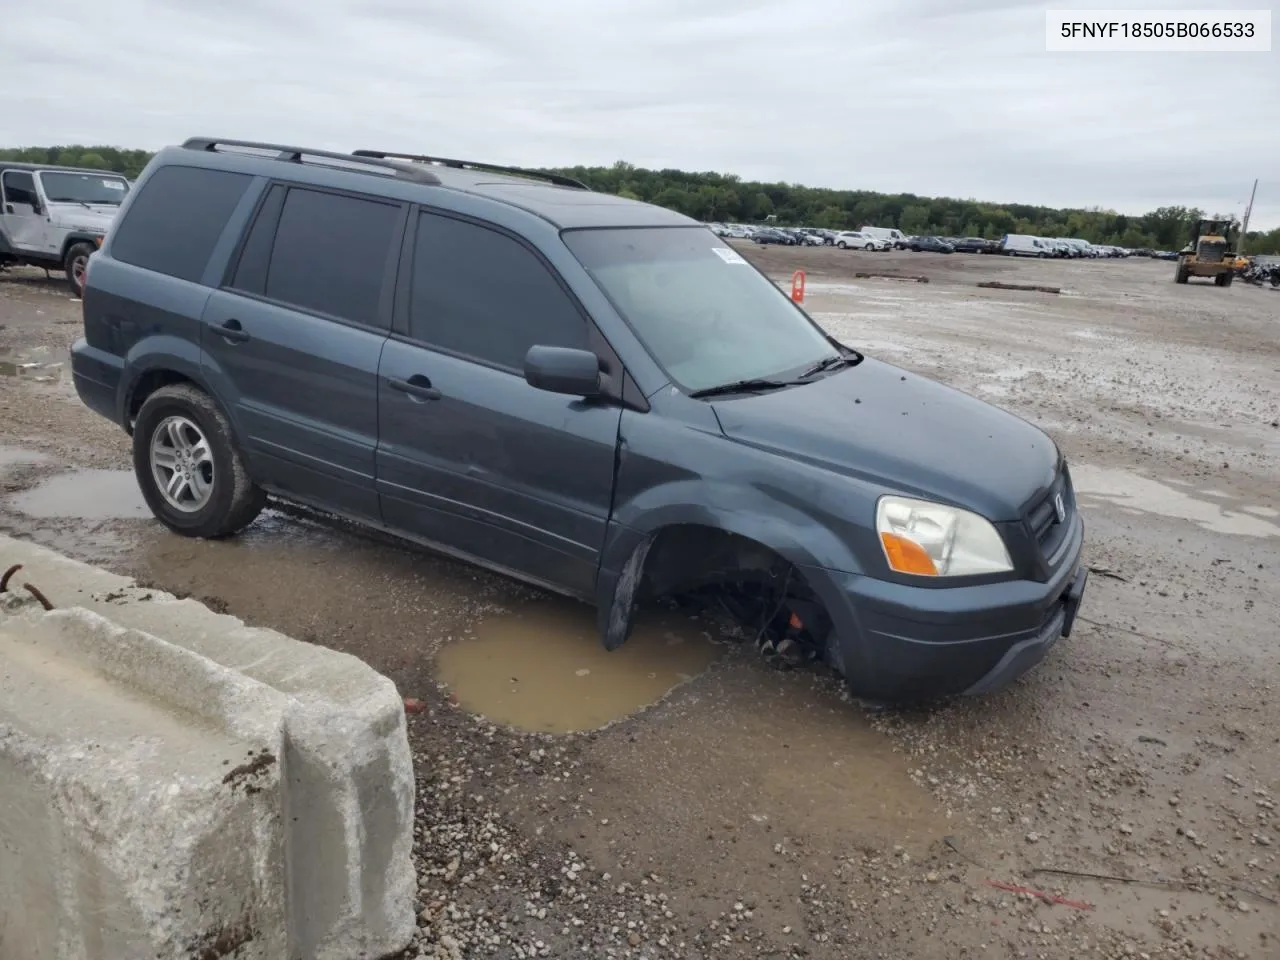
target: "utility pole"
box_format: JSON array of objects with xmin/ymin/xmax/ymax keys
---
[{"xmin": 1239, "ymin": 178, "xmax": 1258, "ymax": 254}]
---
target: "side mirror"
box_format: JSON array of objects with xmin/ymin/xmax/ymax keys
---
[{"xmin": 523, "ymin": 345, "xmax": 602, "ymax": 398}]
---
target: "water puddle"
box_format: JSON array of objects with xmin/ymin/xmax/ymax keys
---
[
  {"xmin": 8, "ymin": 469, "xmax": 151, "ymax": 520},
  {"xmin": 1072, "ymin": 464, "xmax": 1280, "ymax": 537},
  {"xmin": 0, "ymin": 446, "xmax": 51, "ymax": 470},
  {"xmin": 435, "ymin": 598, "xmax": 723, "ymax": 733}
]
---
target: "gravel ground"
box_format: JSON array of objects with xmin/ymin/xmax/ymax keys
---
[{"xmin": 1, "ymin": 249, "xmax": 1278, "ymax": 959}]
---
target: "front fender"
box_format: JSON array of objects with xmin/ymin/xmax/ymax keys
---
[
  {"xmin": 605, "ymin": 479, "xmax": 863, "ymax": 574},
  {"xmin": 59, "ymin": 233, "xmax": 103, "ymax": 259},
  {"xmin": 595, "ymin": 480, "xmax": 865, "ymax": 651}
]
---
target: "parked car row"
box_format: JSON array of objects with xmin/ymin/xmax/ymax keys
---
[
  {"xmin": 709, "ymin": 223, "xmax": 835, "ymax": 246},
  {"xmin": 708, "ymin": 222, "xmax": 1180, "ymax": 262}
]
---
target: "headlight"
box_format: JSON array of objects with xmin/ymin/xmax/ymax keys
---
[{"xmin": 876, "ymin": 495, "xmax": 1013, "ymax": 577}]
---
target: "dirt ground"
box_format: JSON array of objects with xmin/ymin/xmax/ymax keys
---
[{"xmin": 2, "ymin": 248, "xmax": 1278, "ymax": 960}]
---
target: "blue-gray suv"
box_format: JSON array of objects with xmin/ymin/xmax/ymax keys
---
[{"xmin": 71, "ymin": 138, "xmax": 1087, "ymax": 703}]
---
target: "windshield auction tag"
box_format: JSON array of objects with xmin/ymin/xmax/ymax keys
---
[
  {"xmin": 102, "ymin": 180, "xmax": 125, "ymax": 190},
  {"xmin": 711, "ymin": 247, "xmax": 747, "ymax": 264}
]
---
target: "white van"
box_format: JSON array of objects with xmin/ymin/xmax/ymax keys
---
[
  {"xmin": 1000, "ymin": 234, "xmax": 1050, "ymax": 258},
  {"xmin": 858, "ymin": 225, "xmax": 907, "ymax": 246}
]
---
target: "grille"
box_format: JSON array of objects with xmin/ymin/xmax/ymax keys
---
[
  {"xmin": 1025, "ymin": 469, "xmax": 1074, "ymax": 561},
  {"xmin": 1197, "ymin": 240, "xmax": 1226, "ymax": 263}
]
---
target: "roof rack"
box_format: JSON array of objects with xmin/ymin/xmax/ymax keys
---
[
  {"xmin": 351, "ymin": 149, "xmax": 590, "ymax": 190},
  {"xmin": 181, "ymin": 137, "xmax": 442, "ymax": 185}
]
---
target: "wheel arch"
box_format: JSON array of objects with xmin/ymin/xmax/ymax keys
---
[
  {"xmin": 594, "ymin": 495, "xmax": 857, "ymax": 655},
  {"xmin": 58, "ymin": 233, "xmax": 101, "ymax": 262},
  {"xmin": 121, "ymin": 353, "xmax": 241, "ymax": 447}
]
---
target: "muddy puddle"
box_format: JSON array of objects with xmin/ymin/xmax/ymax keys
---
[
  {"xmin": 0, "ymin": 446, "xmax": 51, "ymax": 470},
  {"xmin": 1072, "ymin": 464, "xmax": 1280, "ymax": 537},
  {"xmin": 436, "ymin": 598, "xmax": 723, "ymax": 733},
  {"xmin": 8, "ymin": 468, "xmax": 151, "ymax": 520}
]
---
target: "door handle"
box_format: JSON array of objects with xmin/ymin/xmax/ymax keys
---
[
  {"xmin": 387, "ymin": 375, "xmax": 441, "ymax": 402},
  {"xmin": 217, "ymin": 318, "xmax": 250, "ymax": 343}
]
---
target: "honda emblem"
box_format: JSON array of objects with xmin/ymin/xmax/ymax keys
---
[{"xmin": 1053, "ymin": 492, "xmax": 1066, "ymax": 524}]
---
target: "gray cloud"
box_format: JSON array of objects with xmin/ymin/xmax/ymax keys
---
[{"xmin": 6, "ymin": 0, "xmax": 1277, "ymax": 227}]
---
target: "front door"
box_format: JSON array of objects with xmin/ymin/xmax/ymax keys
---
[
  {"xmin": 0, "ymin": 171, "xmax": 48, "ymax": 253},
  {"xmin": 376, "ymin": 209, "xmax": 621, "ymax": 597},
  {"xmin": 201, "ymin": 182, "xmax": 406, "ymax": 520}
]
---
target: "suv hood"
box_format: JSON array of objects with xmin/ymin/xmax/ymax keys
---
[
  {"xmin": 710, "ymin": 357, "xmax": 1058, "ymax": 521},
  {"xmin": 46, "ymin": 203, "xmax": 117, "ymax": 232}
]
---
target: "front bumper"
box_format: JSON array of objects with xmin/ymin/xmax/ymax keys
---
[{"xmin": 809, "ymin": 512, "xmax": 1086, "ymax": 702}]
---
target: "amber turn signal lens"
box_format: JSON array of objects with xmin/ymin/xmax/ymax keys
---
[{"xmin": 880, "ymin": 532, "xmax": 938, "ymax": 576}]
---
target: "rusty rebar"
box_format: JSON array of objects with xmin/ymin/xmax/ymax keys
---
[
  {"xmin": 0, "ymin": 563, "xmax": 22, "ymax": 592},
  {"xmin": 22, "ymin": 583, "xmax": 53, "ymax": 610}
]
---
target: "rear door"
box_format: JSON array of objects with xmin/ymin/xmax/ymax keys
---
[
  {"xmin": 201, "ymin": 182, "xmax": 406, "ymax": 520},
  {"xmin": 376, "ymin": 208, "xmax": 621, "ymax": 597}
]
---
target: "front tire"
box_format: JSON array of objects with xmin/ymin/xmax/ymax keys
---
[
  {"xmin": 132, "ymin": 384, "xmax": 266, "ymax": 538},
  {"xmin": 64, "ymin": 242, "xmax": 93, "ymax": 298}
]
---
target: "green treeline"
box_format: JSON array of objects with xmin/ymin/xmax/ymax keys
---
[
  {"xmin": 4, "ymin": 146, "xmax": 1276, "ymax": 254},
  {"xmin": 0, "ymin": 145, "xmax": 153, "ymax": 180}
]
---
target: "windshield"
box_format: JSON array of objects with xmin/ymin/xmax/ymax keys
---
[
  {"xmin": 37, "ymin": 171, "xmax": 130, "ymax": 205},
  {"xmin": 564, "ymin": 227, "xmax": 838, "ymax": 392}
]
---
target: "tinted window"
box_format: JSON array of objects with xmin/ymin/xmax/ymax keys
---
[
  {"xmin": 2, "ymin": 171, "xmax": 38, "ymax": 207},
  {"xmin": 409, "ymin": 212, "xmax": 585, "ymax": 369},
  {"xmin": 229, "ymin": 184, "xmax": 287, "ymax": 294},
  {"xmin": 110, "ymin": 165, "xmax": 251, "ymax": 283},
  {"xmin": 263, "ymin": 187, "xmax": 400, "ymax": 327}
]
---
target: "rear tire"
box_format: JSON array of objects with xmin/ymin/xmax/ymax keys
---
[
  {"xmin": 1175, "ymin": 261, "xmax": 1190, "ymax": 283},
  {"xmin": 64, "ymin": 242, "xmax": 93, "ymax": 299},
  {"xmin": 132, "ymin": 384, "xmax": 266, "ymax": 539}
]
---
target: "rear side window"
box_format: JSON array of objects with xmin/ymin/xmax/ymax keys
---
[
  {"xmin": 253, "ymin": 187, "xmax": 401, "ymax": 327},
  {"xmin": 110, "ymin": 165, "xmax": 252, "ymax": 283},
  {"xmin": 408, "ymin": 211, "xmax": 586, "ymax": 370}
]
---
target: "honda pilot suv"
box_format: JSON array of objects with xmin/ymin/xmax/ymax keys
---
[{"xmin": 71, "ymin": 137, "xmax": 1087, "ymax": 703}]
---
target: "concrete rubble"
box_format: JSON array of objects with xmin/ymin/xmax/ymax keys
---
[{"xmin": 0, "ymin": 534, "xmax": 416, "ymax": 960}]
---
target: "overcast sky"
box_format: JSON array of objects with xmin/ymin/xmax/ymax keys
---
[{"xmin": 7, "ymin": 0, "xmax": 1278, "ymax": 228}]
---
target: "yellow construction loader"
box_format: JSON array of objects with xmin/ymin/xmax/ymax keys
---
[{"xmin": 1174, "ymin": 219, "xmax": 1238, "ymax": 287}]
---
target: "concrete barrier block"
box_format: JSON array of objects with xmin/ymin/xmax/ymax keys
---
[{"xmin": 0, "ymin": 535, "xmax": 415, "ymax": 960}]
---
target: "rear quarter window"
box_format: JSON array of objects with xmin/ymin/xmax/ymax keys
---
[{"xmin": 109, "ymin": 165, "xmax": 253, "ymax": 283}]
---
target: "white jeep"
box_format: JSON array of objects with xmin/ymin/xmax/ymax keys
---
[{"xmin": 0, "ymin": 162, "xmax": 130, "ymax": 297}]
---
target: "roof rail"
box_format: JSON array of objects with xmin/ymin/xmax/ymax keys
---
[
  {"xmin": 351, "ymin": 149, "xmax": 590, "ymax": 190},
  {"xmin": 181, "ymin": 137, "xmax": 441, "ymax": 185}
]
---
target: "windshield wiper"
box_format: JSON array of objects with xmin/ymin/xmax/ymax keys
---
[
  {"xmin": 50, "ymin": 199, "xmax": 92, "ymax": 209},
  {"xmin": 687, "ymin": 377, "xmax": 803, "ymax": 399},
  {"xmin": 797, "ymin": 353, "xmax": 855, "ymax": 380}
]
